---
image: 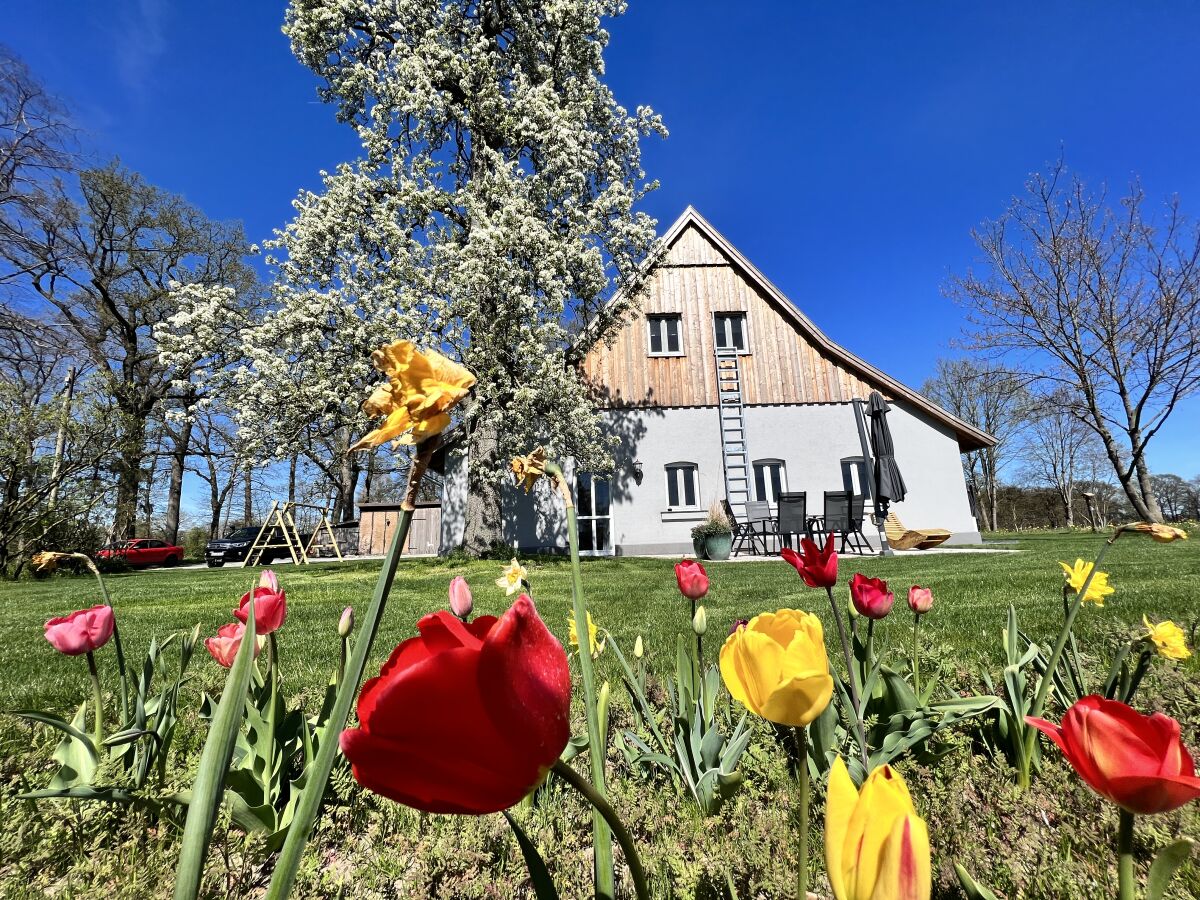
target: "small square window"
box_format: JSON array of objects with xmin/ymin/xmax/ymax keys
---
[
  {"xmin": 648, "ymin": 314, "xmax": 684, "ymax": 356},
  {"xmin": 714, "ymin": 313, "xmax": 748, "ymax": 353}
]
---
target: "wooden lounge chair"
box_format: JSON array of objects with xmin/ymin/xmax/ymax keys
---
[{"xmin": 884, "ymin": 511, "xmax": 951, "ymax": 551}]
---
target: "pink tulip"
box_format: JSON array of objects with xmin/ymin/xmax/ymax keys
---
[
  {"xmin": 44, "ymin": 605, "xmax": 115, "ymax": 656},
  {"xmin": 234, "ymin": 571, "xmax": 287, "ymax": 634},
  {"xmin": 205, "ymin": 622, "xmax": 260, "ymax": 668},
  {"xmin": 675, "ymin": 560, "xmax": 709, "ymax": 600},
  {"xmin": 449, "ymin": 576, "xmax": 473, "ymax": 619},
  {"xmin": 849, "ymin": 573, "xmax": 894, "ymax": 620},
  {"xmin": 908, "ymin": 585, "xmax": 934, "ymax": 615}
]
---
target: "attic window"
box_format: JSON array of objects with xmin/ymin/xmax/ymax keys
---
[
  {"xmin": 647, "ymin": 314, "xmax": 684, "ymax": 356},
  {"xmin": 714, "ymin": 312, "xmax": 748, "ymax": 353}
]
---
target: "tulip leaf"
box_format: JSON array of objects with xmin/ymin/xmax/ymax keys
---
[
  {"xmin": 954, "ymin": 863, "xmax": 1001, "ymax": 900},
  {"xmin": 1148, "ymin": 838, "xmax": 1195, "ymax": 900},
  {"xmin": 503, "ymin": 811, "xmax": 561, "ymax": 900},
  {"xmin": 10, "ymin": 707, "xmax": 99, "ymax": 761}
]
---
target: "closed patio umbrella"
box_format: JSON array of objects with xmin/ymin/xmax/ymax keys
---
[{"xmin": 868, "ymin": 391, "xmax": 906, "ymax": 518}]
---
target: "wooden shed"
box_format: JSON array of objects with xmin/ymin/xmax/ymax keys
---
[{"xmin": 356, "ymin": 501, "xmax": 442, "ymax": 556}]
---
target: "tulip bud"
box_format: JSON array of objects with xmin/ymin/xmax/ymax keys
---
[
  {"xmin": 633, "ymin": 635, "xmax": 644, "ymax": 659},
  {"xmin": 338, "ymin": 606, "xmax": 355, "ymax": 637},
  {"xmin": 597, "ymin": 680, "xmax": 611, "ymax": 743},
  {"xmin": 908, "ymin": 585, "xmax": 934, "ymax": 615},
  {"xmin": 449, "ymin": 576, "xmax": 473, "ymax": 619},
  {"xmin": 692, "ymin": 605, "xmax": 708, "ymax": 636},
  {"xmin": 847, "ymin": 598, "xmax": 860, "ymax": 619}
]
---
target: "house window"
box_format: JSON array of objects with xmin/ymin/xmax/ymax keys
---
[
  {"xmin": 665, "ymin": 462, "xmax": 699, "ymax": 508},
  {"xmin": 753, "ymin": 459, "xmax": 787, "ymax": 504},
  {"xmin": 647, "ymin": 314, "xmax": 684, "ymax": 356},
  {"xmin": 714, "ymin": 312, "xmax": 748, "ymax": 353}
]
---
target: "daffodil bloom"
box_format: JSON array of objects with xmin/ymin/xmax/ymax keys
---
[
  {"xmin": 350, "ymin": 340, "xmax": 476, "ymax": 450},
  {"xmin": 495, "ymin": 558, "xmax": 528, "ymax": 596},
  {"xmin": 1059, "ymin": 559, "xmax": 1115, "ymax": 606},
  {"xmin": 1143, "ymin": 616, "xmax": 1191, "ymax": 660},
  {"xmin": 1123, "ymin": 522, "xmax": 1188, "ymax": 543},
  {"xmin": 719, "ymin": 608, "xmax": 832, "ymax": 727},
  {"xmin": 31, "ymin": 551, "xmax": 74, "ymax": 572},
  {"xmin": 511, "ymin": 447, "xmax": 547, "ymax": 493},
  {"xmin": 826, "ymin": 756, "xmax": 931, "ymax": 900},
  {"xmin": 568, "ymin": 610, "xmax": 604, "ymax": 658}
]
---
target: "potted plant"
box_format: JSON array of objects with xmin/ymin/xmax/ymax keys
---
[{"xmin": 693, "ymin": 502, "xmax": 733, "ymax": 561}]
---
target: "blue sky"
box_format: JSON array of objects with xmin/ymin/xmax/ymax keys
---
[{"xmin": 10, "ymin": 1, "xmax": 1200, "ymax": 481}]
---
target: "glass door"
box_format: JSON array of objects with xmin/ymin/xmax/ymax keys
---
[{"xmin": 575, "ymin": 472, "xmax": 612, "ymax": 556}]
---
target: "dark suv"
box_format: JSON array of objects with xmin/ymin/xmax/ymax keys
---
[{"xmin": 204, "ymin": 526, "xmax": 293, "ymax": 567}]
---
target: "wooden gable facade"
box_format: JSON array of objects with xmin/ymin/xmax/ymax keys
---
[{"xmin": 582, "ymin": 208, "xmax": 993, "ymax": 452}]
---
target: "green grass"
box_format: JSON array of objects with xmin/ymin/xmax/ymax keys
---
[{"xmin": 1, "ymin": 531, "xmax": 1197, "ymax": 898}]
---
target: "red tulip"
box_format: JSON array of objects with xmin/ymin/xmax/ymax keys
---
[
  {"xmin": 340, "ymin": 594, "xmax": 571, "ymax": 814},
  {"xmin": 204, "ymin": 622, "xmax": 260, "ymax": 668},
  {"xmin": 908, "ymin": 585, "xmax": 934, "ymax": 614},
  {"xmin": 1027, "ymin": 695, "xmax": 1200, "ymax": 815},
  {"xmin": 234, "ymin": 570, "xmax": 287, "ymax": 634},
  {"xmin": 849, "ymin": 573, "xmax": 894, "ymax": 619},
  {"xmin": 675, "ymin": 559, "xmax": 709, "ymax": 600},
  {"xmin": 780, "ymin": 534, "xmax": 838, "ymax": 588},
  {"xmin": 44, "ymin": 605, "xmax": 114, "ymax": 656}
]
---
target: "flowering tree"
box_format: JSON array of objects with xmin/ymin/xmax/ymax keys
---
[{"xmin": 215, "ymin": 0, "xmax": 665, "ymax": 549}]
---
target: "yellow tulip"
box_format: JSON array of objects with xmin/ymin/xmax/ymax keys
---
[
  {"xmin": 350, "ymin": 340, "xmax": 475, "ymax": 450},
  {"xmin": 1059, "ymin": 559, "xmax": 1115, "ymax": 606},
  {"xmin": 495, "ymin": 558, "xmax": 528, "ymax": 596},
  {"xmin": 1143, "ymin": 616, "xmax": 1191, "ymax": 660},
  {"xmin": 718, "ymin": 608, "xmax": 832, "ymax": 727},
  {"xmin": 826, "ymin": 757, "xmax": 931, "ymax": 900},
  {"xmin": 511, "ymin": 447, "xmax": 548, "ymax": 493},
  {"xmin": 568, "ymin": 610, "xmax": 604, "ymax": 658}
]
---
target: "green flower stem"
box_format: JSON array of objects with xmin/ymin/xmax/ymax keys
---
[
  {"xmin": 1118, "ymin": 810, "xmax": 1136, "ymax": 900},
  {"xmin": 265, "ymin": 440, "xmax": 434, "ymax": 900},
  {"xmin": 86, "ymin": 650, "xmax": 103, "ymax": 749},
  {"xmin": 552, "ymin": 760, "xmax": 649, "ymax": 900},
  {"xmin": 83, "ymin": 555, "xmax": 128, "ymax": 723},
  {"xmin": 825, "ymin": 586, "xmax": 869, "ymax": 768},
  {"xmin": 547, "ymin": 461, "xmax": 615, "ymax": 900},
  {"xmin": 793, "ymin": 726, "xmax": 811, "ymax": 900},
  {"xmin": 267, "ymin": 632, "xmax": 280, "ymax": 802},
  {"xmin": 1024, "ymin": 534, "xmax": 1119, "ymax": 767},
  {"xmin": 912, "ymin": 613, "xmax": 921, "ymax": 699}
]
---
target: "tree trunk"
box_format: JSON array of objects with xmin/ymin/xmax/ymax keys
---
[
  {"xmin": 288, "ymin": 454, "xmax": 297, "ymax": 505},
  {"xmin": 462, "ymin": 420, "xmax": 504, "ymax": 555},
  {"xmin": 164, "ymin": 416, "xmax": 193, "ymax": 545},
  {"xmin": 111, "ymin": 416, "xmax": 147, "ymax": 541},
  {"xmin": 1131, "ymin": 447, "xmax": 1163, "ymax": 523},
  {"xmin": 47, "ymin": 366, "xmax": 77, "ymax": 513},
  {"xmin": 243, "ymin": 466, "xmax": 253, "ymax": 525},
  {"xmin": 332, "ymin": 445, "xmax": 360, "ymax": 524}
]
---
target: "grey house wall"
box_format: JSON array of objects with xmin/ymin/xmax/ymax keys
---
[{"xmin": 440, "ymin": 400, "xmax": 981, "ymax": 556}]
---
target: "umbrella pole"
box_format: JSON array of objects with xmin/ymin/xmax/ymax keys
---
[{"xmin": 852, "ymin": 398, "xmax": 893, "ymax": 557}]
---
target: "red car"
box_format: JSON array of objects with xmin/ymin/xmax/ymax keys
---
[{"xmin": 96, "ymin": 539, "xmax": 185, "ymax": 567}]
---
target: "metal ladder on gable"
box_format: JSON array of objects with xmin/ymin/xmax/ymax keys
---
[{"xmin": 715, "ymin": 348, "xmax": 751, "ymax": 521}]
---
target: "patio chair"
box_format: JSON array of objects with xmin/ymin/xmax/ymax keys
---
[
  {"xmin": 813, "ymin": 491, "xmax": 873, "ymax": 553},
  {"xmin": 775, "ymin": 492, "xmax": 810, "ymax": 551},
  {"xmin": 884, "ymin": 511, "xmax": 951, "ymax": 551},
  {"xmin": 744, "ymin": 500, "xmax": 776, "ymax": 554},
  {"xmin": 723, "ymin": 499, "xmax": 759, "ymax": 556}
]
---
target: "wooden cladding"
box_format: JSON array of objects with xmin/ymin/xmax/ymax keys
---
[{"xmin": 583, "ymin": 222, "xmax": 875, "ymax": 408}]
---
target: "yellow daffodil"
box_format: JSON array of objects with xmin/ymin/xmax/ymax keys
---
[
  {"xmin": 511, "ymin": 447, "xmax": 547, "ymax": 493},
  {"xmin": 31, "ymin": 551, "xmax": 74, "ymax": 572},
  {"xmin": 826, "ymin": 757, "xmax": 931, "ymax": 900},
  {"xmin": 350, "ymin": 340, "xmax": 475, "ymax": 450},
  {"xmin": 718, "ymin": 608, "xmax": 832, "ymax": 727},
  {"xmin": 1143, "ymin": 616, "xmax": 1191, "ymax": 660},
  {"xmin": 568, "ymin": 610, "xmax": 604, "ymax": 658},
  {"xmin": 495, "ymin": 558, "xmax": 528, "ymax": 596},
  {"xmin": 1059, "ymin": 559, "xmax": 1115, "ymax": 606},
  {"xmin": 1123, "ymin": 522, "xmax": 1189, "ymax": 543}
]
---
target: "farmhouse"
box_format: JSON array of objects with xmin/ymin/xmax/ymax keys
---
[{"xmin": 440, "ymin": 207, "xmax": 995, "ymax": 556}]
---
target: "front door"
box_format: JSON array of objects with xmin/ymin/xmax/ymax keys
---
[{"xmin": 575, "ymin": 472, "xmax": 612, "ymax": 556}]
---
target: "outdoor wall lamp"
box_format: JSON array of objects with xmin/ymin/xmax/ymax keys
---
[{"xmin": 630, "ymin": 458, "xmax": 644, "ymax": 485}]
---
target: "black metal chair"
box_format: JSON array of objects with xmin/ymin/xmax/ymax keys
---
[
  {"xmin": 775, "ymin": 491, "xmax": 810, "ymax": 551},
  {"xmin": 813, "ymin": 491, "xmax": 873, "ymax": 553},
  {"xmin": 724, "ymin": 499, "xmax": 758, "ymax": 556}
]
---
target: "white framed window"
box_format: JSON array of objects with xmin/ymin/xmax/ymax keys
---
[
  {"xmin": 753, "ymin": 459, "xmax": 787, "ymax": 504},
  {"xmin": 665, "ymin": 462, "xmax": 699, "ymax": 509},
  {"xmin": 647, "ymin": 314, "xmax": 684, "ymax": 356},
  {"xmin": 713, "ymin": 312, "xmax": 748, "ymax": 353}
]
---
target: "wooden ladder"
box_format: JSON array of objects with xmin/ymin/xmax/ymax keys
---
[{"xmin": 715, "ymin": 348, "xmax": 751, "ymax": 521}]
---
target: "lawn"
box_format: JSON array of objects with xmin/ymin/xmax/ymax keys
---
[{"xmin": 1, "ymin": 531, "xmax": 1197, "ymax": 898}]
